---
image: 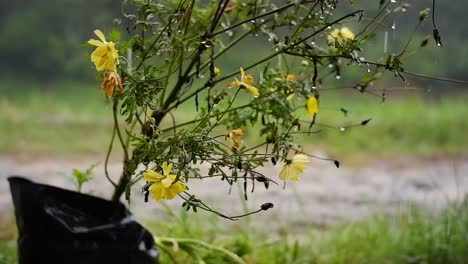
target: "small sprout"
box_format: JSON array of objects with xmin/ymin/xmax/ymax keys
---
[{"xmin": 260, "ymin": 203, "xmax": 274, "ymax": 211}]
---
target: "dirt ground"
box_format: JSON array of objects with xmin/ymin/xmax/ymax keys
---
[{"xmin": 1, "ymin": 154, "xmax": 467, "ymax": 227}]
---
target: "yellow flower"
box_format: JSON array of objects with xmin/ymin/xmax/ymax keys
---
[
  {"xmin": 281, "ymin": 74, "xmax": 296, "ymax": 81},
  {"xmin": 143, "ymin": 162, "xmax": 186, "ymax": 201},
  {"xmin": 279, "ymin": 154, "xmax": 310, "ymax": 182},
  {"xmin": 327, "ymin": 27, "xmax": 355, "ymax": 43},
  {"xmin": 306, "ymin": 96, "xmax": 318, "ymax": 117},
  {"xmin": 214, "ymin": 67, "xmax": 220, "ymax": 76},
  {"xmin": 227, "ymin": 67, "xmax": 259, "ymax": 97},
  {"xmin": 224, "ymin": 128, "xmax": 244, "ymax": 149},
  {"xmin": 101, "ymin": 71, "xmax": 123, "ymax": 98},
  {"xmin": 88, "ymin": 29, "xmax": 119, "ymax": 72}
]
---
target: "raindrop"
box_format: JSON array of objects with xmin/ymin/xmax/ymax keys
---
[
  {"xmin": 384, "ymin": 31, "xmax": 388, "ymax": 53},
  {"xmin": 328, "ymin": 64, "xmax": 333, "ymax": 68},
  {"xmin": 226, "ymin": 31, "xmax": 233, "ymax": 36},
  {"xmin": 311, "ymin": 41, "xmax": 316, "ymax": 46},
  {"xmin": 312, "ymin": 86, "xmax": 316, "ymax": 90},
  {"xmin": 391, "ymin": 23, "xmax": 395, "ymax": 30},
  {"xmin": 359, "ymin": 57, "xmax": 366, "ymax": 62},
  {"xmin": 437, "ymin": 43, "xmax": 442, "ymax": 47},
  {"xmin": 367, "ymin": 63, "xmax": 371, "ymax": 73},
  {"xmin": 390, "ymin": 0, "xmax": 396, "ymax": 3},
  {"xmin": 339, "ymin": 127, "xmax": 346, "ymax": 132},
  {"xmin": 427, "ymin": 88, "xmax": 431, "ymax": 93},
  {"xmin": 335, "ymin": 75, "xmax": 341, "ymax": 80}
]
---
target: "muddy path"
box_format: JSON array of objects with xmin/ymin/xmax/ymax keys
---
[{"xmin": 1, "ymin": 154, "xmax": 467, "ymax": 227}]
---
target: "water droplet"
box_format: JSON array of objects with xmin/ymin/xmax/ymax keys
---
[
  {"xmin": 384, "ymin": 31, "xmax": 388, "ymax": 53},
  {"xmin": 312, "ymin": 86, "xmax": 316, "ymax": 90},
  {"xmin": 427, "ymin": 88, "xmax": 431, "ymax": 93},
  {"xmin": 226, "ymin": 31, "xmax": 233, "ymax": 36},
  {"xmin": 367, "ymin": 63, "xmax": 371, "ymax": 73},
  {"xmin": 390, "ymin": 0, "xmax": 396, "ymax": 3},
  {"xmin": 310, "ymin": 41, "xmax": 316, "ymax": 46},
  {"xmin": 328, "ymin": 64, "xmax": 333, "ymax": 68},
  {"xmin": 359, "ymin": 57, "xmax": 366, "ymax": 62},
  {"xmin": 335, "ymin": 75, "xmax": 341, "ymax": 80},
  {"xmin": 339, "ymin": 127, "xmax": 346, "ymax": 132},
  {"xmin": 437, "ymin": 43, "xmax": 442, "ymax": 47},
  {"xmin": 391, "ymin": 23, "xmax": 395, "ymax": 30}
]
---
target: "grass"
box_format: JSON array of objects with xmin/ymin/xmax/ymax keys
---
[
  {"xmin": 1, "ymin": 81, "xmax": 468, "ymax": 159},
  {"xmin": 1, "ymin": 198, "xmax": 467, "ymax": 263}
]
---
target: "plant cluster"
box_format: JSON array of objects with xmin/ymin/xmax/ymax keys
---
[{"xmin": 87, "ymin": 0, "xmax": 445, "ymax": 219}]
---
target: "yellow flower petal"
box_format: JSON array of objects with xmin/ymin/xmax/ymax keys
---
[
  {"xmin": 240, "ymin": 67, "xmax": 246, "ymax": 80},
  {"xmin": 88, "ymin": 39, "xmax": 105, "ymax": 47},
  {"xmin": 162, "ymin": 162, "xmax": 173, "ymax": 176},
  {"xmin": 279, "ymin": 154, "xmax": 309, "ymax": 182},
  {"xmin": 143, "ymin": 169, "xmax": 164, "ymax": 182},
  {"xmin": 161, "ymin": 177, "xmax": 173, "ymax": 188},
  {"xmin": 171, "ymin": 181, "xmax": 186, "ymax": 195},
  {"xmin": 306, "ymin": 96, "xmax": 318, "ymax": 117},
  {"xmin": 340, "ymin": 27, "xmax": 355, "ymax": 40},
  {"xmin": 292, "ymin": 154, "xmax": 310, "ymax": 164},
  {"xmin": 279, "ymin": 165, "xmax": 290, "ymax": 181},
  {"xmin": 93, "ymin": 29, "xmax": 107, "ymax": 43},
  {"xmin": 227, "ymin": 79, "xmax": 240, "ymax": 89},
  {"xmin": 149, "ymin": 182, "xmax": 164, "ymax": 201},
  {"xmin": 244, "ymin": 84, "xmax": 259, "ymax": 97}
]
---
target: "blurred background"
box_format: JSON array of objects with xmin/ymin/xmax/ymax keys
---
[{"xmin": 1, "ymin": 0, "xmax": 468, "ymax": 262}]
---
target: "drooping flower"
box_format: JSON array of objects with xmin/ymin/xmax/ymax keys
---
[
  {"xmin": 88, "ymin": 29, "xmax": 119, "ymax": 72},
  {"xmin": 227, "ymin": 67, "xmax": 259, "ymax": 97},
  {"xmin": 279, "ymin": 154, "xmax": 310, "ymax": 182},
  {"xmin": 327, "ymin": 27, "xmax": 355, "ymax": 44},
  {"xmin": 101, "ymin": 71, "xmax": 123, "ymax": 98},
  {"xmin": 224, "ymin": 128, "xmax": 244, "ymax": 149},
  {"xmin": 143, "ymin": 162, "xmax": 186, "ymax": 201},
  {"xmin": 306, "ymin": 96, "xmax": 318, "ymax": 117}
]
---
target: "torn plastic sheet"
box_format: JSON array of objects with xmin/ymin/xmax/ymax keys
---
[{"xmin": 8, "ymin": 176, "xmax": 158, "ymax": 264}]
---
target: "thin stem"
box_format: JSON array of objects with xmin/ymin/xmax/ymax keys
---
[
  {"xmin": 113, "ymin": 99, "xmax": 129, "ymax": 160},
  {"xmin": 104, "ymin": 124, "xmax": 117, "ymax": 187}
]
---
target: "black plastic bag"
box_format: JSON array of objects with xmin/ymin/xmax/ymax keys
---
[{"xmin": 8, "ymin": 176, "xmax": 158, "ymax": 264}]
